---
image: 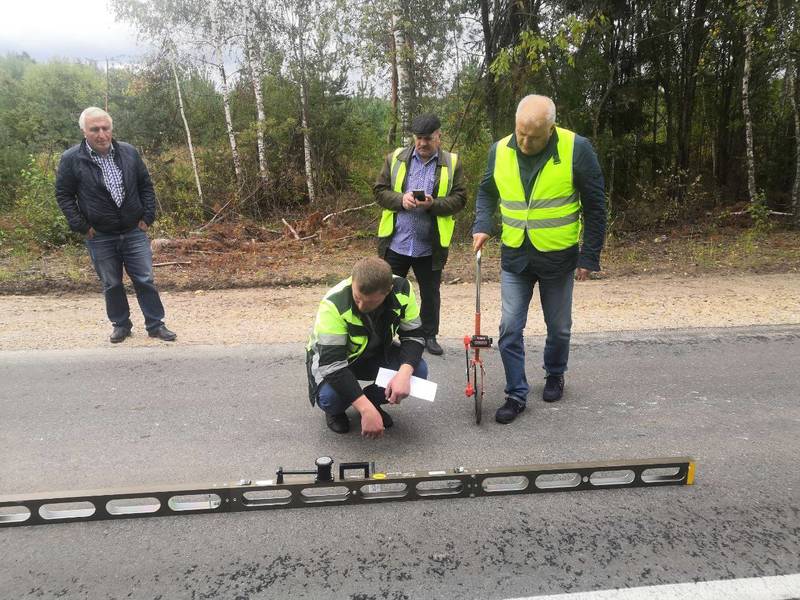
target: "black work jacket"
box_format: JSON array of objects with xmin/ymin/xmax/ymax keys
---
[
  {"xmin": 55, "ymin": 140, "xmax": 157, "ymax": 234},
  {"xmin": 373, "ymin": 146, "xmax": 468, "ymax": 271}
]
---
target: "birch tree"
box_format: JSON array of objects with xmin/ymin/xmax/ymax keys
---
[
  {"xmin": 358, "ymin": 4, "xmax": 414, "ymax": 146},
  {"xmin": 214, "ymin": 42, "xmax": 244, "ymax": 201},
  {"xmin": 276, "ymin": 0, "xmax": 319, "ymax": 203},
  {"xmin": 203, "ymin": 1, "xmax": 245, "ymax": 204},
  {"xmin": 794, "ymin": 72, "xmax": 800, "ymax": 226},
  {"xmin": 116, "ymin": 0, "xmax": 246, "ymax": 207},
  {"xmin": 169, "ymin": 57, "xmax": 204, "ymax": 207},
  {"xmin": 245, "ymin": 29, "xmax": 269, "ymax": 191},
  {"xmin": 742, "ymin": 1, "xmax": 758, "ymax": 204},
  {"xmin": 391, "ymin": 11, "xmax": 414, "ymax": 146},
  {"xmin": 777, "ymin": 0, "xmax": 800, "ymax": 226},
  {"xmin": 792, "ymin": 58, "xmax": 800, "ymax": 228},
  {"xmin": 112, "ymin": 0, "xmax": 204, "ymax": 207},
  {"xmin": 355, "ymin": 0, "xmax": 464, "ymax": 146},
  {"xmin": 297, "ymin": 26, "xmax": 316, "ymax": 204},
  {"xmin": 387, "ymin": 21, "xmax": 400, "ymax": 145}
]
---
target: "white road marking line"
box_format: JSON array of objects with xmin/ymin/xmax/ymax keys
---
[{"xmin": 511, "ymin": 573, "xmax": 800, "ymax": 600}]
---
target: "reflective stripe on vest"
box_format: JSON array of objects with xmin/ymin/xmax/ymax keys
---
[
  {"xmin": 494, "ymin": 127, "xmax": 581, "ymax": 251},
  {"xmin": 307, "ymin": 276, "xmax": 419, "ymax": 383},
  {"xmin": 377, "ymin": 149, "xmax": 458, "ymax": 248}
]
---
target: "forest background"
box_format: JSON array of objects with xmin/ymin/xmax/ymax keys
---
[{"xmin": 1, "ymin": 0, "xmax": 799, "ymax": 292}]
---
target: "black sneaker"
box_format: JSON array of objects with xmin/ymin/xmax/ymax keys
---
[
  {"xmin": 495, "ymin": 397, "xmax": 525, "ymax": 424},
  {"xmin": 543, "ymin": 374, "xmax": 564, "ymax": 402},
  {"xmin": 325, "ymin": 412, "xmax": 350, "ymax": 434}
]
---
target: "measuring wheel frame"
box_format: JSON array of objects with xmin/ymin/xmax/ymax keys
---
[{"xmin": 464, "ymin": 250, "xmax": 492, "ymax": 425}]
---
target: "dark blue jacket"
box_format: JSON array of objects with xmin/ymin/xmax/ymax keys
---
[{"xmin": 55, "ymin": 140, "xmax": 156, "ymax": 235}]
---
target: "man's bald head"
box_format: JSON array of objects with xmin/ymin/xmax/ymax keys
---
[{"xmin": 515, "ymin": 95, "xmax": 556, "ymax": 155}]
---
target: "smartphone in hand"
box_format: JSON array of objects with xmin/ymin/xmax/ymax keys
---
[{"xmin": 412, "ymin": 189, "xmax": 426, "ymax": 202}]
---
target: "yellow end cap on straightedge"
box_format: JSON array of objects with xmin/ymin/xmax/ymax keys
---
[
  {"xmin": 686, "ymin": 462, "xmax": 696, "ymax": 485},
  {"xmin": 372, "ymin": 473, "xmax": 387, "ymax": 480}
]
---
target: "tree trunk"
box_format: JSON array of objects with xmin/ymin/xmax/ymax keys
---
[
  {"xmin": 713, "ymin": 37, "xmax": 735, "ymax": 192},
  {"xmin": 297, "ymin": 28, "xmax": 316, "ymax": 203},
  {"xmin": 480, "ymin": 0, "xmax": 498, "ymax": 139},
  {"xmin": 246, "ymin": 36, "xmax": 269, "ymax": 192},
  {"xmin": 651, "ymin": 83, "xmax": 659, "ymax": 180},
  {"xmin": 170, "ymin": 60, "xmax": 204, "ymax": 209},
  {"xmin": 792, "ymin": 70, "xmax": 800, "ymax": 227},
  {"xmin": 778, "ymin": 0, "xmax": 800, "ymax": 225},
  {"xmin": 742, "ymin": 13, "xmax": 757, "ymax": 203},
  {"xmin": 392, "ymin": 11, "xmax": 413, "ymax": 145},
  {"xmin": 676, "ymin": 0, "xmax": 709, "ymax": 176},
  {"xmin": 216, "ymin": 45, "xmax": 243, "ymax": 203},
  {"xmin": 592, "ymin": 16, "xmax": 628, "ymax": 142},
  {"xmin": 388, "ymin": 23, "xmax": 399, "ymax": 146}
]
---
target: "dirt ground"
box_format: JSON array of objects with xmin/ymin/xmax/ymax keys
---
[
  {"xmin": 2, "ymin": 223, "xmax": 799, "ymax": 350},
  {"xmin": 1, "ymin": 272, "xmax": 798, "ymax": 351}
]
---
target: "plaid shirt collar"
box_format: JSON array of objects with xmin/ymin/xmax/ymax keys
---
[
  {"xmin": 411, "ymin": 147, "xmax": 439, "ymax": 166},
  {"xmin": 84, "ymin": 139, "xmax": 125, "ymax": 207},
  {"xmin": 85, "ymin": 139, "xmax": 115, "ymax": 160}
]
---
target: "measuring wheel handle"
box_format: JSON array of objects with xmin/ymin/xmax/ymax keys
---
[{"xmin": 470, "ymin": 335, "xmax": 493, "ymax": 349}]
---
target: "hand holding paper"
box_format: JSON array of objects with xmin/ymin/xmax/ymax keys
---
[
  {"xmin": 384, "ymin": 366, "xmax": 411, "ymax": 404},
  {"xmin": 376, "ymin": 367, "xmax": 437, "ymax": 402}
]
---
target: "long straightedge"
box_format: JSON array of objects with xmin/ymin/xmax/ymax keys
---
[{"xmin": 0, "ymin": 456, "xmax": 696, "ymax": 528}]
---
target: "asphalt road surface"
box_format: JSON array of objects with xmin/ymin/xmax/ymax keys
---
[{"xmin": 1, "ymin": 325, "xmax": 799, "ymax": 599}]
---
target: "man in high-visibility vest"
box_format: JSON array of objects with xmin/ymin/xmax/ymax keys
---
[
  {"xmin": 472, "ymin": 95, "xmax": 606, "ymax": 424},
  {"xmin": 306, "ymin": 256, "xmax": 428, "ymax": 437},
  {"xmin": 374, "ymin": 113, "xmax": 467, "ymax": 356}
]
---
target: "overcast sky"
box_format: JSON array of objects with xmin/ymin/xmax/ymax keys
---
[{"xmin": 0, "ymin": 0, "xmax": 151, "ymax": 63}]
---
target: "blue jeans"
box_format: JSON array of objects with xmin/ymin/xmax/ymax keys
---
[
  {"xmin": 317, "ymin": 347, "xmax": 429, "ymax": 415},
  {"xmin": 498, "ymin": 268, "xmax": 574, "ymax": 405},
  {"xmin": 85, "ymin": 228, "xmax": 165, "ymax": 331}
]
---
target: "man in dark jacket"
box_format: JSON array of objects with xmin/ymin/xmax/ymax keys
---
[
  {"xmin": 373, "ymin": 114, "xmax": 467, "ymax": 356},
  {"xmin": 55, "ymin": 107, "xmax": 176, "ymax": 343}
]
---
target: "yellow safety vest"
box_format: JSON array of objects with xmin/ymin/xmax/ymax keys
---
[
  {"xmin": 377, "ymin": 148, "xmax": 458, "ymax": 248},
  {"xmin": 494, "ymin": 127, "xmax": 581, "ymax": 251},
  {"xmin": 306, "ymin": 276, "xmax": 421, "ymax": 383}
]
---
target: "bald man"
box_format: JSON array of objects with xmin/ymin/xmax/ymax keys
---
[{"xmin": 472, "ymin": 95, "xmax": 606, "ymax": 424}]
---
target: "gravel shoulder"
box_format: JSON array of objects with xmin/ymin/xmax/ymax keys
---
[{"xmin": 1, "ymin": 273, "xmax": 799, "ymax": 351}]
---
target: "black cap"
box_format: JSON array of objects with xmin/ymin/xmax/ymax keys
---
[{"xmin": 411, "ymin": 113, "xmax": 441, "ymax": 136}]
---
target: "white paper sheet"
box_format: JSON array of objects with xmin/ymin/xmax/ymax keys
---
[{"xmin": 375, "ymin": 367, "xmax": 437, "ymax": 402}]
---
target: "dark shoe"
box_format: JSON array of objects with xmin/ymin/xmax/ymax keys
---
[
  {"xmin": 495, "ymin": 397, "xmax": 525, "ymax": 424},
  {"xmin": 364, "ymin": 389, "xmax": 394, "ymax": 428},
  {"xmin": 425, "ymin": 337, "xmax": 443, "ymax": 355},
  {"xmin": 110, "ymin": 326, "xmax": 131, "ymax": 344},
  {"xmin": 326, "ymin": 412, "xmax": 350, "ymax": 434},
  {"xmin": 543, "ymin": 374, "xmax": 564, "ymax": 402},
  {"xmin": 373, "ymin": 404, "xmax": 393, "ymax": 428},
  {"xmin": 148, "ymin": 325, "xmax": 177, "ymax": 341}
]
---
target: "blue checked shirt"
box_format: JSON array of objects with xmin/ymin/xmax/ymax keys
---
[
  {"xmin": 389, "ymin": 149, "xmax": 438, "ymax": 257},
  {"xmin": 87, "ymin": 142, "xmax": 125, "ymax": 207}
]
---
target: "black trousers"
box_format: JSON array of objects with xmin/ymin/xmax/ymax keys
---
[{"xmin": 385, "ymin": 248, "xmax": 442, "ymax": 338}]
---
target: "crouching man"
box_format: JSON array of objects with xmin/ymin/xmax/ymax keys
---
[{"xmin": 306, "ymin": 257, "xmax": 428, "ymax": 438}]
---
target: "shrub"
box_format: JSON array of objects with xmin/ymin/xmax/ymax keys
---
[
  {"xmin": 746, "ymin": 192, "xmax": 773, "ymax": 234},
  {"xmin": 3, "ymin": 154, "xmax": 74, "ymax": 250}
]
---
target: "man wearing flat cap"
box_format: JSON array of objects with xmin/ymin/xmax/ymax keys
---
[{"xmin": 374, "ymin": 114, "xmax": 467, "ymax": 356}]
